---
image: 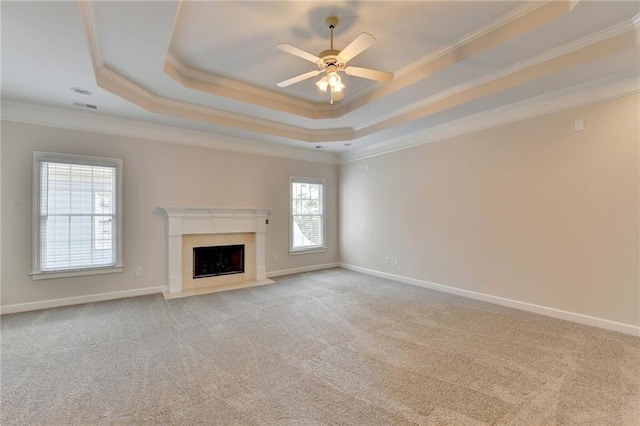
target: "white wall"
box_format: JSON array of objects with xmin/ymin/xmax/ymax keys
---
[
  {"xmin": 1, "ymin": 122, "xmax": 338, "ymax": 307},
  {"xmin": 340, "ymin": 94, "xmax": 640, "ymax": 328}
]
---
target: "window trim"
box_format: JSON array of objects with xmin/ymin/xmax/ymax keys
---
[
  {"xmin": 289, "ymin": 176, "xmax": 326, "ymax": 254},
  {"xmin": 32, "ymin": 151, "xmax": 124, "ymax": 280}
]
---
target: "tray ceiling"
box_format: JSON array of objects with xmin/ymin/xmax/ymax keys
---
[{"xmin": 2, "ymin": 1, "xmax": 639, "ymax": 156}]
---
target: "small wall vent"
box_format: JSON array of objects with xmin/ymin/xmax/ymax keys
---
[{"xmin": 72, "ymin": 102, "xmax": 99, "ymax": 111}]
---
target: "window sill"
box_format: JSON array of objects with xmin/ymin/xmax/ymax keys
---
[
  {"xmin": 31, "ymin": 265, "xmax": 124, "ymax": 281},
  {"xmin": 289, "ymin": 248, "xmax": 327, "ymax": 256}
]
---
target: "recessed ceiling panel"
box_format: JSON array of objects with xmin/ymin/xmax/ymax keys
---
[{"xmin": 168, "ymin": 1, "xmax": 526, "ymax": 102}]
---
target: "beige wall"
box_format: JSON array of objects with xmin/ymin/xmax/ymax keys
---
[
  {"xmin": 1, "ymin": 122, "xmax": 338, "ymax": 306},
  {"xmin": 340, "ymin": 94, "xmax": 640, "ymax": 326},
  {"xmin": 2, "ymin": 94, "xmax": 638, "ymax": 326}
]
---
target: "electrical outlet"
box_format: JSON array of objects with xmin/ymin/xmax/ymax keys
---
[
  {"xmin": 385, "ymin": 256, "xmax": 390, "ymax": 264},
  {"xmin": 136, "ymin": 267, "xmax": 143, "ymax": 277},
  {"xmin": 273, "ymin": 255, "xmax": 279, "ymax": 263},
  {"xmin": 394, "ymin": 258, "xmax": 399, "ymax": 266}
]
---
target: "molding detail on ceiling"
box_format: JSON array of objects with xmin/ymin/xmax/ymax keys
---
[
  {"xmin": 3, "ymin": 70, "xmax": 635, "ymax": 167},
  {"xmin": 387, "ymin": 2, "xmax": 549, "ymax": 81},
  {"xmin": 341, "ymin": 70, "xmax": 640, "ymax": 163},
  {"xmin": 339, "ymin": 0, "xmax": 582, "ymax": 115},
  {"xmin": 79, "ymin": 0, "xmax": 351, "ymax": 143},
  {"xmin": 0, "ymin": 100, "xmax": 340, "ymax": 165},
  {"xmin": 2, "ymin": 70, "xmax": 640, "ymax": 164},
  {"xmin": 163, "ymin": 54, "xmax": 337, "ymax": 120},
  {"xmin": 162, "ymin": 0, "xmax": 573, "ymax": 120},
  {"xmin": 79, "ymin": 0, "xmax": 102, "ymax": 71},
  {"xmin": 569, "ymin": 0, "xmax": 582, "ymax": 11},
  {"xmin": 353, "ymin": 31, "xmax": 637, "ymax": 139},
  {"xmin": 353, "ymin": 20, "xmax": 638, "ymax": 133},
  {"xmin": 95, "ymin": 66, "xmax": 354, "ymax": 142},
  {"xmin": 77, "ymin": 0, "xmax": 637, "ymax": 146},
  {"xmin": 632, "ymin": 13, "xmax": 640, "ymax": 45}
]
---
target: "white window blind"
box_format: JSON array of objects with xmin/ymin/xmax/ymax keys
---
[
  {"xmin": 33, "ymin": 152, "xmax": 123, "ymax": 278},
  {"xmin": 291, "ymin": 178, "xmax": 324, "ymax": 251}
]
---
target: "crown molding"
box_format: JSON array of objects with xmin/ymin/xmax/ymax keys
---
[
  {"xmin": 341, "ymin": 0, "xmax": 581, "ymax": 115},
  {"xmin": 3, "ymin": 69, "xmax": 636, "ymax": 168},
  {"xmin": 79, "ymin": 0, "xmax": 352, "ymax": 142},
  {"xmin": 77, "ymin": 0, "xmax": 637, "ymax": 146},
  {"xmin": 162, "ymin": 0, "xmax": 576, "ymax": 120},
  {"xmin": 391, "ymin": 1, "xmax": 549, "ymax": 81},
  {"xmin": 323, "ymin": 0, "xmax": 544, "ymax": 107},
  {"xmin": 163, "ymin": 2, "xmax": 548, "ymax": 118},
  {"xmin": 341, "ymin": 70, "xmax": 640, "ymax": 163},
  {"xmin": 95, "ymin": 66, "xmax": 354, "ymax": 143},
  {"xmin": 0, "ymin": 100, "xmax": 340, "ymax": 165},
  {"xmin": 354, "ymin": 20, "xmax": 637, "ymax": 132},
  {"xmin": 632, "ymin": 13, "xmax": 640, "ymax": 45},
  {"xmin": 164, "ymin": 55, "xmax": 340, "ymax": 120},
  {"xmin": 166, "ymin": 54, "xmax": 333, "ymax": 112},
  {"xmin": 77, "ymin": 0, "xmax": 102, "ymax": 72},
  {"xmin": 354, "ymin": 27, "xmax": 637, "ymax": 138}
]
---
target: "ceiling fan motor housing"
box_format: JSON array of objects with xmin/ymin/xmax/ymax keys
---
[{"xmin": 318, "ymin": 52, "xmax": 345, "ymax": 71}]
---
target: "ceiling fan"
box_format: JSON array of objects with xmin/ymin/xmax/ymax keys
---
[{"xmin": 276, "ymin": 16, "xmax": 394, "ymax": 104}]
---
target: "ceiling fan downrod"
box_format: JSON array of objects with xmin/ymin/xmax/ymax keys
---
[{"xmin": 326, "ymin": 16, "xmax": 338, "ymax": 51}]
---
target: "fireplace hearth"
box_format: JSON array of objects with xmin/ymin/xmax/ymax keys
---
[{"xmin": 193, "ymin": 245, "xmax": 245, "ymax": 278}]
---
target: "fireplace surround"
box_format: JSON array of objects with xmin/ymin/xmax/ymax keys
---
[{"xmin": 160, "ymin": 207, "xmax": 271, "ymax": 296}]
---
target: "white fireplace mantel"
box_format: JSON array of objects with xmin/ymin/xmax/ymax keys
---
[{"xmin": 160, "ymin": 207, "xmax": 270, "ymax": 294}]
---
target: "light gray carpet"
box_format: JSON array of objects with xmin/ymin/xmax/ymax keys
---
[{"xmin": 1, "ymin": 268, "xmax": 639, "ymax": 425}]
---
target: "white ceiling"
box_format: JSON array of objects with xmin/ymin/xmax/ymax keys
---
[{"xmin": 2, "ymin": 1, "xmax": 639, "ymax": 157}]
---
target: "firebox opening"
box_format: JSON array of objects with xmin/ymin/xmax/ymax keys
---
[{"xmin": 193, "ymin": 244, "xmax": 245, "ymax": 279}]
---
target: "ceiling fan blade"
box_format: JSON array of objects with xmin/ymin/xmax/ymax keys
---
[
  {"xmin": 276, "ymin": 70, "xmax": 322, "ymax": 88},
  {"xmin": 338, "ymin": 33, "xmax": 377, "ymax": 62},
  {"xmin": 276, "ymin": 43, "xmax": 321, "ymax": 63},
  {"xmin": 344, "ymin": 66, "xmax": 394, "ymax": 83}
]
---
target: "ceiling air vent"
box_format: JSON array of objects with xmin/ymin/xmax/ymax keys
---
[
  {"xmin": 72, "ymin": 102, "xmax": 99, "ymax": 111},
  {"xmin": 70, "ymin": 87, "xmax": 92, "ymax": 96}
]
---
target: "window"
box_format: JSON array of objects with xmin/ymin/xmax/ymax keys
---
[
  {"xmin": 290, "ymin": 177, "xmax": 325, "ymax": 253},
  {"xmin": 32, "ymin": 152, "xmax": 123, "ymax": 279}
]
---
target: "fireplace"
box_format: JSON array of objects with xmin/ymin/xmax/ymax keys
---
[
  {"xmin": 160, "ymin": 207, "xmax": 271, "ymax": 295},
  {"xmin": 193, "ymin": 245, "xmax": 245, "ymax": 278}
]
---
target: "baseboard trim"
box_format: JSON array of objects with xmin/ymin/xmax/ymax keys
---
[
  {"xmin": 0, "ymin": 262, "xmax": 340, "ymax": 314},
  {"xmin": 339, "ymin": 263, "xmax": 640, "ymax": 337},
  {"xmin": 0, "ymin": 286, "xmax": 164, "ymax": 315},
  {"xmin": 267, "ymin": 262, "xmax": 339, "ymax": 278}
]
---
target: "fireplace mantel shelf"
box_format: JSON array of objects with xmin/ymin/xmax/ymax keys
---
[
  {"xmin": 161, "ymin": 207, "xmax": 271, "ymax": 217},
  {"xmin": 160, "ymin": 206, "xmax": 271, "ymax": 295}
]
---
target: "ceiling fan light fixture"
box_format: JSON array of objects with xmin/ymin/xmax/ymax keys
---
[
  {"xmin": 331, "ymin": 80, "xmax": 345, "ymax": 93},
  {"xmin": 318, "ymin": 71, "xmax": 344, "ymax": 95},
  {"xmin": 328, "ymin": 71, "xmax": 341, "ymax": 86},
  {"xmin": 316, "ymin": 76, "xmax": 329, "ymax": 92}
]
